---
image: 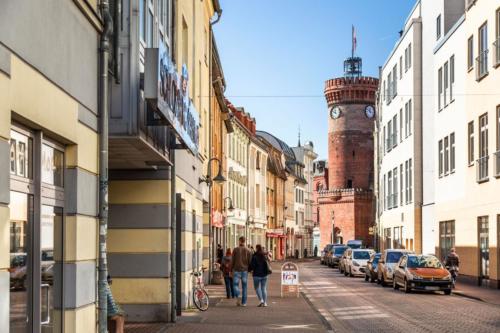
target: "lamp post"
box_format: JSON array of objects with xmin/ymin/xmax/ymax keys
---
[
  {"xmin": 199, "ymin": 157, "xmax": 226, "ymax": 283},
  {"xmin": 223, "ymin": 196, "xmax": 234, "ymax": 249},
  {"xmin": 246, "ymin": 215, "xmax": 254, "ymax": 246}
]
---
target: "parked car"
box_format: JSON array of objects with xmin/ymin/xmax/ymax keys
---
[
  {"xmin": 9, "ymin": 253, "xmax": 27, "ymax": 290},
  {"xmin": 344, "ymin": 249, "xmax": 374, "ymax": 277},
  {"xmin": 346, "ymin": 240, "xmax": 363, "ymax": 249},
  {"xmin": 339, "ymin": 248, "xmax": 350, "ymax": 274},
  {"xmin": 364, "ymin": 252, "xmax": 381, "ymax": 282},
  {"xmin": 378, "ymin": 249, "xmax": 413, "ymax": 286},
  {"xmin": 393, "ymin": 254, "xmax": 452, "ymax": 294},
  {"xmin": 327, "ymin": 245, "xmax": 348, "ymax": 268},
  {"xmin": 320, "ymin": 244, "xmax": 334, "ymax": 265}
]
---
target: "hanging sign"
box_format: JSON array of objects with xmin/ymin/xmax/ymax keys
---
[{"xmin": 145, "ymin": 43, "xmax": 199, "ymax": 155}]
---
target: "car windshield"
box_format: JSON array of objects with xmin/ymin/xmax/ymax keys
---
[
  {"xmin": 348, "ymin": 243, "xmax": 362, "ymax": 249},
  {"xmin": 386, "ymin": 252, "xmax": 404, "ymax": 263},
  {"xmin": 334, "ymin": 247, "xmax": 347, "ymax": 255},
  {"xmin": 353, "ymin": 251, "xmax": 371, "ymax": 259},
  {"xmin": 407, "ymin": 256, "xmax": 442, "ymax": 269}
]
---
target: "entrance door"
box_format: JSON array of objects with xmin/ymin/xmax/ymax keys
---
[{"xmin": 478, "ymin": 216, "xmax": 489, "ymax": 285}]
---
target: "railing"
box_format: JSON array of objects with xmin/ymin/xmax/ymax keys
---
[
  {"xmin": 494, "ymin": 151, "xmax": 500, "ymax": 177},
  {"xmin": 476, "ymin": 49, "xmax": 489, "ymax": 80},
  {"xmin": 494, "ymin": 38, "xmax": 500, "ymax": 67},
  {"xmin": 476, "ymin": 155, "xmax": 489, "ymax": 183},
  {"xmin": 139, "ymin": 104, "xmax": 169, "ymax": 157}
]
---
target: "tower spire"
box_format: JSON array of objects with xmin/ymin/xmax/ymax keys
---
[{"xmin": 298, "ymin": 125, "xmax": 301, "ymax": 146}]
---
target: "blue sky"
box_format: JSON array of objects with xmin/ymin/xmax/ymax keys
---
[{"xmin": 213, "ymin": 0, "xmax": 416, "ymax": 159}]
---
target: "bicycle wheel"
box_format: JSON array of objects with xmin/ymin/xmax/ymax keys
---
[{"xmin": 192, "ymin": 287, "xmax": 209, "ymax": 311}]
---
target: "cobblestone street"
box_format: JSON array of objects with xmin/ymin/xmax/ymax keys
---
[{"xmin": 300, "ymin": 261, "xmax": 500, "ymax": 333}]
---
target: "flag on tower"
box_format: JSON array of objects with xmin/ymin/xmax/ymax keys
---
[{"xmin": 352, "ymin": 25, "xmax": 357, "ymax": 57}]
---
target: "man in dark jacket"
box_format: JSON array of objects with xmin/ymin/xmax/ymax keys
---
[{"xmin": 232, "ymin": 236, "xmax": 252, "ymax": 306}]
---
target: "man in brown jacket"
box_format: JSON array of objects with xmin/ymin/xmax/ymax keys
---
[{"xmin": 232, "ymin": 236, "xmax": 252, "ymax": 306}]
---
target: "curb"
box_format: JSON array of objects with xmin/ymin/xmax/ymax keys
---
[
  {"xmin": 452, "ymin": 290, "xmax": 484, "ymax": 303},
  {"xmin": 300, "ymin": 291, "xmax": 335, "ymax": 333}
]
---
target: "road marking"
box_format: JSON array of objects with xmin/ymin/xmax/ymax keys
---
[
  {"xmin": 330, "ymin": 305, "xmax": 374, "ymax": 311},
  {"xmin": 335, "ymin": 313, "xmax": 390, "ymax": 320}
]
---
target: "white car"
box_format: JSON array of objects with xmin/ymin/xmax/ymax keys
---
[{"xmin": 344, "ymin": 249, "xmax": 375, "ymax": 277}]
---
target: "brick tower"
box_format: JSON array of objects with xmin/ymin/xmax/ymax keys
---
[{"xmin": 317, "ymin": 53, "xmax": 378, "ymax": 249}]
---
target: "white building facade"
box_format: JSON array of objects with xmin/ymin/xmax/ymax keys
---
[{"xmin": 248, "ymin": 138, "xmax": 268, "ymax": 247}]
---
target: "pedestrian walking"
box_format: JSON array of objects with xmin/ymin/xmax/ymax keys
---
[
  {"xmin": 221, "ymin": 248, "xmax": 234, "ymax": 298},
  {"xmin": 314, "ymin": 245, "xmax": 318, "ymax": 258},
  {"xmin": 303, "ymin": 248, "xmax": 308, "ymax": 258},
  {"xmin": 232, "ymin": 236, "xmax": 252, "ymax": 307},
  {"xmin": 250, "ymin": 244, "xmax": 271, "ymax": 307}
]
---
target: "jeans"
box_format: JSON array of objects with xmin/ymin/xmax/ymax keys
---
[
  {"xmin": 253, "ymin": 276, "xmax": 268, "ymax": 304},
  {"xmin": 224, "ymin": 276, "xmax": 234, "ymax": 298},
  {"xmin": 233, "ymin": 271, "xmax": 248, "ymax": 304}
]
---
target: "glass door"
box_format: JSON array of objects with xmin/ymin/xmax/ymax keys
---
[
  {"xmin": 478, "ymin": 217, "xmax": 489, "ymax": 285},
  {"xmin": 9, "ymin": 191, "xmax": 34, "ymax": 333}
]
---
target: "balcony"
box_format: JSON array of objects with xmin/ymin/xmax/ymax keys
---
[
  {"xmin": 494, "ymin": 151, "xmax": 500, "ymax": 178},
  {"xmin": 476, "ymin": 155, "xmax": 489, "ymax": 183},
  {"xmin": 476, "ymin": 49, "xmax": 489, "ymax": 81},
  {"xmin": 494, "ymin": 38, "xmax": 500, "ymax": 67}
]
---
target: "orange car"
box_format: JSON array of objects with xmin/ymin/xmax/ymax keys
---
[{"xmin": 392, "ymin": 254, "xmax": 452, "ymax": 295}]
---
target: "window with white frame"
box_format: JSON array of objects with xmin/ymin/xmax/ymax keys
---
[
  {"xmin": 439, "ymin": 139, "xmax": 444, "ymax": 177},
  {"xmin": 405, "ymin": 160, "xmax": 409, "ymax": 203},
  {"xmin": 393, "ymin": 167, "xmax": 398, "ymax": 208},
  {"xmin": 438, "ymin": 67, "xmax": 443, "ymax": 110},
  {"xmin": 392, "ymin": 65, "xmax": 398, "ymax": 98},
  {"xmin": 400, "ymin": 164, "xmax": 403, "ymax": 206},
  {"xmin": 399, "ymin": 56, "xmax": 403, "ymax": 79},
  {"xmin": 468, "ymin": 35, "xmax": 474, "ymax": 70},
  {"xmin": 468, "ymin": 121, "xmax": 474, "ymax": 165},
  {"xmin": 387, "ymin": 120, "xmax": 392, "ymax": 151},
  {"xmin": 444, "ymin": 136, "xmax": 450, "ymax": 174},
  {"xmin": 399, "ymin": 109, "xmax": 403, "ymax": 143},
  {"xmin": 392, "ymin": 115, "xmax": 398, "ymax": 148},
  {"xmin": 444, "ymin": 61, "xmax": 449, "ymax": 107},
  {"xmin": 450, "ymin": 132, "xmax": 455, "ymax": 172},
  {"xmin": 436, "ymin": 14, "xmax": 442, "ymax": 40},
  {"xmin": 450, "ymin": 55, "xmax": 455, "ymax": 102},
  {"xmin": 388, "ymin": 170, "xmax": 393, "ymax": 209},
  {"xmin": 408, "ymin": 159, "xmax": 413, "ymax": 203}
]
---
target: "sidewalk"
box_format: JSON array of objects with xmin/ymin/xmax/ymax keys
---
[
  {"xmin": 125, "ymin": 260, "xmax": 328, "ymax": 333},
  {"xmin": 453, "ymin": 282, "xmax": 500, "ymax": 306}
]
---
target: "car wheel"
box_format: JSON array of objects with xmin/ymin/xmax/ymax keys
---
[
  {"xmin": 393, "ymin": 277, "xmax": 399, "ymax": 290},
  {"xmin": 404, "ymin": 279, "xmax": 411, "ymax": 293},
  {"xmin": 349, "ymin": 267, "xmax": 354, "ymax": 277},
  {"xmin": 365, "ymin": 274, "xmax": 369, "ymax": 282},
  {"xmin": 444, "ymin": 289, "xmax": 452, "ymax": 295}
]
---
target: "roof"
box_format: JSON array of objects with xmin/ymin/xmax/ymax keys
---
[{"xmin": 256, "ymin": 131, "xmax": 296, "ymax": 160}]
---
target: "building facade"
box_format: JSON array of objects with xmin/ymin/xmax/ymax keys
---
[
  {"xmin": 293, "ymin": 141, "xmax": 318, "ymax": 255},
  {"xmin": 1, "ymin": 1, "xmax": 101, "ymax": 331},
  {"xmin": 316, "ymin": 57, "xmax": 378, "ymax": 250},
  {"xmin": 248, "ymin": 135, "xmax": 268, "ymax": 247}
]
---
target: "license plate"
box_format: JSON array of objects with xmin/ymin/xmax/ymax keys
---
[{"xmin": 425, "ymin": 286, "xmax": 440, "ymax": 291}]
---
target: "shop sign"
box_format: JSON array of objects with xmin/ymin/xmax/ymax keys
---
[
  {"xmin": 228, "ymin": 167, "xmax": 247, "ymax": 185},
  {"xmin": 281, "ymin": 262, "xmax": 299, "ymax": 297},
  {"xmin": 145, "ymin": 43, "xmax": 199, "ymax": 155}
]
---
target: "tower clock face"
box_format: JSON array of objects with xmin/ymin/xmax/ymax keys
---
[
  {"xmin": 330, "ymin": 106, "xmax": 341, "ymax": 119},
  {"xmin": 365, "ymin": 105, "xmax": 375, "ymax": 119}
]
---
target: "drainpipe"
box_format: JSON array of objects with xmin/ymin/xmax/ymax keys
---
[
  {"xmin": 98, "ymin": 1, "xmax": 112, "ymax": 332},
  {"xmin": 208, "ymin": 0, "xmax": 222, "ymax": 283}
]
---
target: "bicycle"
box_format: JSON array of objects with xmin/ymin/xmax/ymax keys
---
[{"xmin": 191, "ymin": 267, "xmax": 209, "ymax": 311}]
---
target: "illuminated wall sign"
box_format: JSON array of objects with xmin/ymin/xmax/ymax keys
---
[{"xmin": 145, "ymin": 43, "xmax": 199, "ymax": 155}]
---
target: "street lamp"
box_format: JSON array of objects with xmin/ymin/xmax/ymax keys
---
[
  {"xmin": 199, "ymin": 157, "xmax": 226, "ymax": 186},
  {"xmin": 246, "ymin": 215, "xmax": 254, "ymax": 244}
]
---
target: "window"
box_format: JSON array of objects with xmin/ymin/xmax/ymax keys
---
[
  {"xmin": 383, "ymin": 125, "xmax": 386, "ymax": 154},
  {"xmin": 405, "ymin": 102, "xmax": 409, "ymax": 137},
  {"xmin": 450, "ymin": 133, "xmax": 456, "ymax": 172},
  {"xmin": 408, "ymin": 43, "xmax": 412, "ymax": 69},
  {"xmin": 438, "ymin": 67, "xmax": 443, "ymax": 110},
  {"xmin": 387, "ymin": 120, "xmax": 392, "ymax": 151},
  {"xmin": 384, "ymin": 228, "xmax": 392, "ymax": 250},
  {"xmin": 436, "ymin": 15, "xmax": 442, "ymax": 40},
  {"xmin": 405, "ymin": 47, "xmax": 408, "ymax": 71},
  {"xmin": 408, "ymin": 99, "xmax": 412, "ymax": 135},
  {"xmin": 387, "ymin": 72, "xmax": 392, "ymax": 104},
  {"xmin": 392, "ymin": 115, "xmax": 398, "ymax": 148},
  {"xmin": 444, "ymin": 61, "xmax": 449, "ymax": 106},
  {"xmin": 41, "ymin": 144, "xmax": 64, "ymax": 187},
  {"xmin": 439, "ymin": 139, "xmax": 444, "ymax": 177},
  {"xmin": 405, "ymin": 160, "xmax": 409, "ymax": 203},
  {"xmin": 147, "ymin": 7, "xmax": 154, "ymax": 47},
  {"xmin": 383, "ymin": 81, "xmax": 386, "ymax": 101},
  {"xmin": 256, "ymin": 184, "xmax": 260, "ymax": 208},
  {"xmin": 468, "ymin": 35, "xmax": 474, "ymax": 70},
  {"xmin": 399, "ymin": 56, "xmax": 403, "ymax": 79},
  {"xmin": 478, "ymin": 113, "xmax": 489, "ymax": 181},
  {"xmin": 256, "ymin": 151, "xmax": 261, "ymax": 170},
  {"xmin": 392, "ymin": 65, "xmax": 398, "ymax": 98},
  {"xmin": 439, "ymin": 221, "xmax": 455, "ymax": 262},
  {"xmin": 478, "ymin": 216, "xmax": 490, "ymax": 279},
  {"xmin": 393, "ymin": 226, "xmax": 400, "ymax": 249},
  {"xmin": 497, "ymin": 106, "xmax": 500, "ymax": 176},
  {"xmin": 408, "ymin": 159, "xmax": 413, "ymax": 203},
  {"xmin": 450, "ymin": 56, "xmax": 455, "ymax": 101},
  {"xmin": 468, "ymin": 121, "xmax": 475, "ymax": 165},
  {"xmin": 388, "ymin": 170, "xmax": 392, "ymax": 209},
  {"xmin": 444, "ymin": 136, "xmax": 450, "ymax": 174},
  {"xmin": 383, "ymin": 174, "xmax": 387, "ymax": 211},
  {"xmin": 181, "ymin": 17, "xmax": 188, "ymax": 67},
  {"xmin": 400, "ymin": 164, "xmax": 403, "ymax": 206},
  {"xmin": 10, "ymin": 130, "xmax": 33, "ymax": 179},
  {"xmin": 399, "ymin": 109, "xmax": 403, "ymax": 142},
  {"xmin": 496, "ymin": 9, "xmax": 500, "ymax": 65},
  {"xmin": 477, "ymin": 22, "xmax": 488, "ymax": 79},
  {"xmin": 393, "ymin": 167, "xmax": 398, "ymax": 207}
]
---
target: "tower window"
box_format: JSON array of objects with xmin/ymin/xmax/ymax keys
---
[{"xmin": 347, "ymin": 179, "xmax": 353, "ymax": 188}]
